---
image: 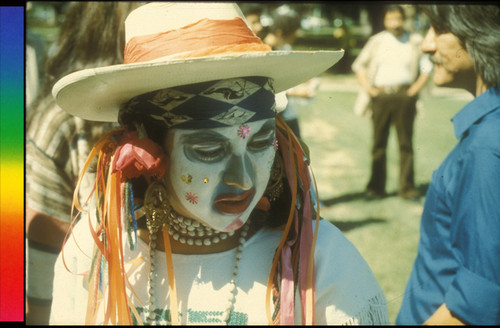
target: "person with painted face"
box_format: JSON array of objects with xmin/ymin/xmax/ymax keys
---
[
  {"xmin": 48, "ymin": 3, "xmax": 388, "ymax": 325},
  {"xmin": 397, "ymin": 4, "xmax": 500, "ymax": 325}
]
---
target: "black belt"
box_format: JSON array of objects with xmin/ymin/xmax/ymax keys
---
[{"xmin": 375, "ymin": 84, "xmax": 410, "ymax": 95}]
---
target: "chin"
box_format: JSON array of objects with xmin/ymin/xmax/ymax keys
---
[
  {"xmin": 432, "ymin": 66, "xmax": 472, "ymax": 90},
  {"xmin": 198, "ymin": 213, "xmax": 246, "ymax": 232},
  {"xmin": 220, "ymin": 216, "xmax": 246, "ymax": 232},
  {"xmin": 433, "ymin": 74, "xmax": 453, "ymax": 88}
]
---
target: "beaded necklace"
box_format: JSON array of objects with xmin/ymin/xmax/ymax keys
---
[
  {"xmin": 136, "ymin": 203, "xmax": 235, "ymax": 247},
  {"xmin": 142, "ymin": 205, "xmax": 251, "ymax": 325}
]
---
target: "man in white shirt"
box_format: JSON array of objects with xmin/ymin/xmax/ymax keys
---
[{"xmin": 352, "ymin": 5, "xmax": 432, "ymax": 201}]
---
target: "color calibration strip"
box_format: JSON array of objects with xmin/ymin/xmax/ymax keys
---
[{"xmin": 0, "ymin": 6, "xmax": 24, "ymax": 322}]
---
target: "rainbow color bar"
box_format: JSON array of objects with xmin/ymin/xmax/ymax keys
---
[{"xmin": 0, "ymin": 6, "xmax": 24, "ymax": 322}]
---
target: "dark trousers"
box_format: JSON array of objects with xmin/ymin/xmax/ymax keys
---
[{"xmin": 366, "ymin": 89, "xmax": 417, "ymax": 195}]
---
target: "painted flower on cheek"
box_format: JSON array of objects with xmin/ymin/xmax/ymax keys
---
[
  {"xmin": 237, "ymin": 124, "xmax": 251, "ymax": 139},
  {"xmin": 186, "ymin": 192, "xmax": 198, "ymax": 204}
]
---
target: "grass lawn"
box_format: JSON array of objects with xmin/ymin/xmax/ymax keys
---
[{"xmin": 297, "ymin": 73, "xmax": 472, "ymax": 323}]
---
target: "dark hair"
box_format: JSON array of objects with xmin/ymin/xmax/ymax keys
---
[
  {"xmin": 422, "ymin": 4, "xmax": 500, "ymax": 88},
  {"xmin": 385, "ymin": 4, "xmax": 406, "ymax": 20}
]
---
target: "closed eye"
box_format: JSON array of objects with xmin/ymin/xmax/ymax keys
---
[
  {"xmin": 190, "ymin": 143, "xmax": 227, "ymax": 162},
  {"xmin": 248, "ymin": 126, "xmax": 275, "ymax": 152},
  {"xmin": 182, "ymin": 131, "xmax": 229, "ymax": 163},
  {"xmin": 248, "ymin": 134, "xmax": 274, "ymax": 151}
]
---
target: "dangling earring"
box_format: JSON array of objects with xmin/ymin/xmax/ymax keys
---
[
  {"xmin": 144, "ymin": 180, "xmax": 170, "ymax": 235},
  {"xmin": 143, "ymin": 179, "xmax": 170, "ymax": 323},
  {"xmin": 264, "ymin": 155, "xmax": 284, "ymax": 202}
]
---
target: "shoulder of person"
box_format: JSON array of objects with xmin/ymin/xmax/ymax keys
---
[
  {"xmin": 465, "ymin": 106, "xmax": 500, "ymax": 152},
  {"xmin": 312, "ymin": 219, "xmax": 388, "ymax": 324},
  {"xmin": 409, "ymin": 32, "xmax": 424, "ymax": 45},
  {"xmin": 28, "ymin": 101, "xmax": 79, "ymax": 140},
  {"xmin": 314, "ymin": 219, "xmax": 380, "ymax": 286},
  {"xmin": 367, "ymin": 30, "xmax": 388, "ymax": 44},
  {"xmin": 314, "ymin": 219, "xmax": 370, "ymax": 269}
]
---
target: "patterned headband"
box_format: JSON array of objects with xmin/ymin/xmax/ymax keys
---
[{"xmin": 118, "ymin": 76, "xmax": 277, "ymax": 129}]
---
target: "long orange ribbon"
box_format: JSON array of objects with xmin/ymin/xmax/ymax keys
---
[
  {"xmin": 265, "ymin": 117, "xmax": 319, "ymax": 325},
  {"xmin": 265, "ymin": 118, "xmax": 298, "ymax": 324},
  {"xmin": 163, "ymin": 225, "xmax": 180, "ymax": 325}
]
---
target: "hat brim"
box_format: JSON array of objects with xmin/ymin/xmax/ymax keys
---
[{"xmin": 52, "ymin": 50, "xmax": 344, "ymax": 122}]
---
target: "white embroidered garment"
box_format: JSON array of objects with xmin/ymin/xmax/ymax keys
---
[{"xmin": 50, "ymin": 218, "xmax": 388, "ymax": 325}]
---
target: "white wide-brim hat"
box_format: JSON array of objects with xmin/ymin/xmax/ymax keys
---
[{"xmin": 53, "ymin": 2, "xmax": 344, "ymax": 122}]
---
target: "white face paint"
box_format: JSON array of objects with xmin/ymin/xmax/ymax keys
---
[{"xmin": 164, "ymin": 118, "xmax": 276, "ymax": 232}]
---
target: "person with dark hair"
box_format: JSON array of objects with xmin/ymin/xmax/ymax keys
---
[
  {"xmin": 25, "ymin": 2, "xmax": 143, "ymax": 325},
  {"xmin": 264, "ymin": 5, "xmax": 301, "ymax": 51},
  {"xmin": 264, "ymin": 5, "xmax": 319, "ymax": 139},
  {"xmin": 397, "ymin": 4, "xmax": 500, "ymax": 325},
  {"xmin": 352, "ymin": 4, "xmax": 432, "ymax": 201},
  {"xmin": 47, "ymin": 2, "xmax": 389, "ymax": 325}
]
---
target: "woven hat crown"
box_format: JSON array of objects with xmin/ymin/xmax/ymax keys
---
[
  {"xmin": 122, "ymin": 2, "xmax": 269, "ymax": 64},
  {"xmin": 125, "ymin": 2, "xmax": 248, "ymax": 43}
]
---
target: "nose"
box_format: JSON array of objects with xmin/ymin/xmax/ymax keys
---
[
  {"xmin": 422, "ymin": 26, "xmax": 436, "ymax": 54},
  {"xmin": 387, "ymin": 19, "xmax": 401, "ymax": 29},
  {"xmin": 223, "ymin": 154, "xmax": 253, "ymax": 190}
]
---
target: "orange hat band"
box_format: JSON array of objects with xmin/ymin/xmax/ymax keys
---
[{"xmin": 124, "ymin": 17, "xmax": 271, "ymax": 64}]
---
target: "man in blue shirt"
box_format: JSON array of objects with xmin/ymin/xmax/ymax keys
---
[{"xmin": 397, "ymin": 5, "xmax": 500, "ymax": 325}]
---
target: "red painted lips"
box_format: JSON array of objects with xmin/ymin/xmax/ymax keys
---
[{"xmin": 214, "ymin": 189, "xmax": 256, "ymax": 215}]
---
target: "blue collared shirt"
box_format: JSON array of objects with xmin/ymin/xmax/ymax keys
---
[{"xmin": 397, "ymin": 87, "xmax": 500, "ymax": 325}]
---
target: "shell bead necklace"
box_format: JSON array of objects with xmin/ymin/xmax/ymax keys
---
[
  {"xmin": 147, "ymin": 219, "xmax": 250, "ymax": 325},
  {"xmin": 137, "ymin": 203, "xmax": 234, "ymax": 247}
]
